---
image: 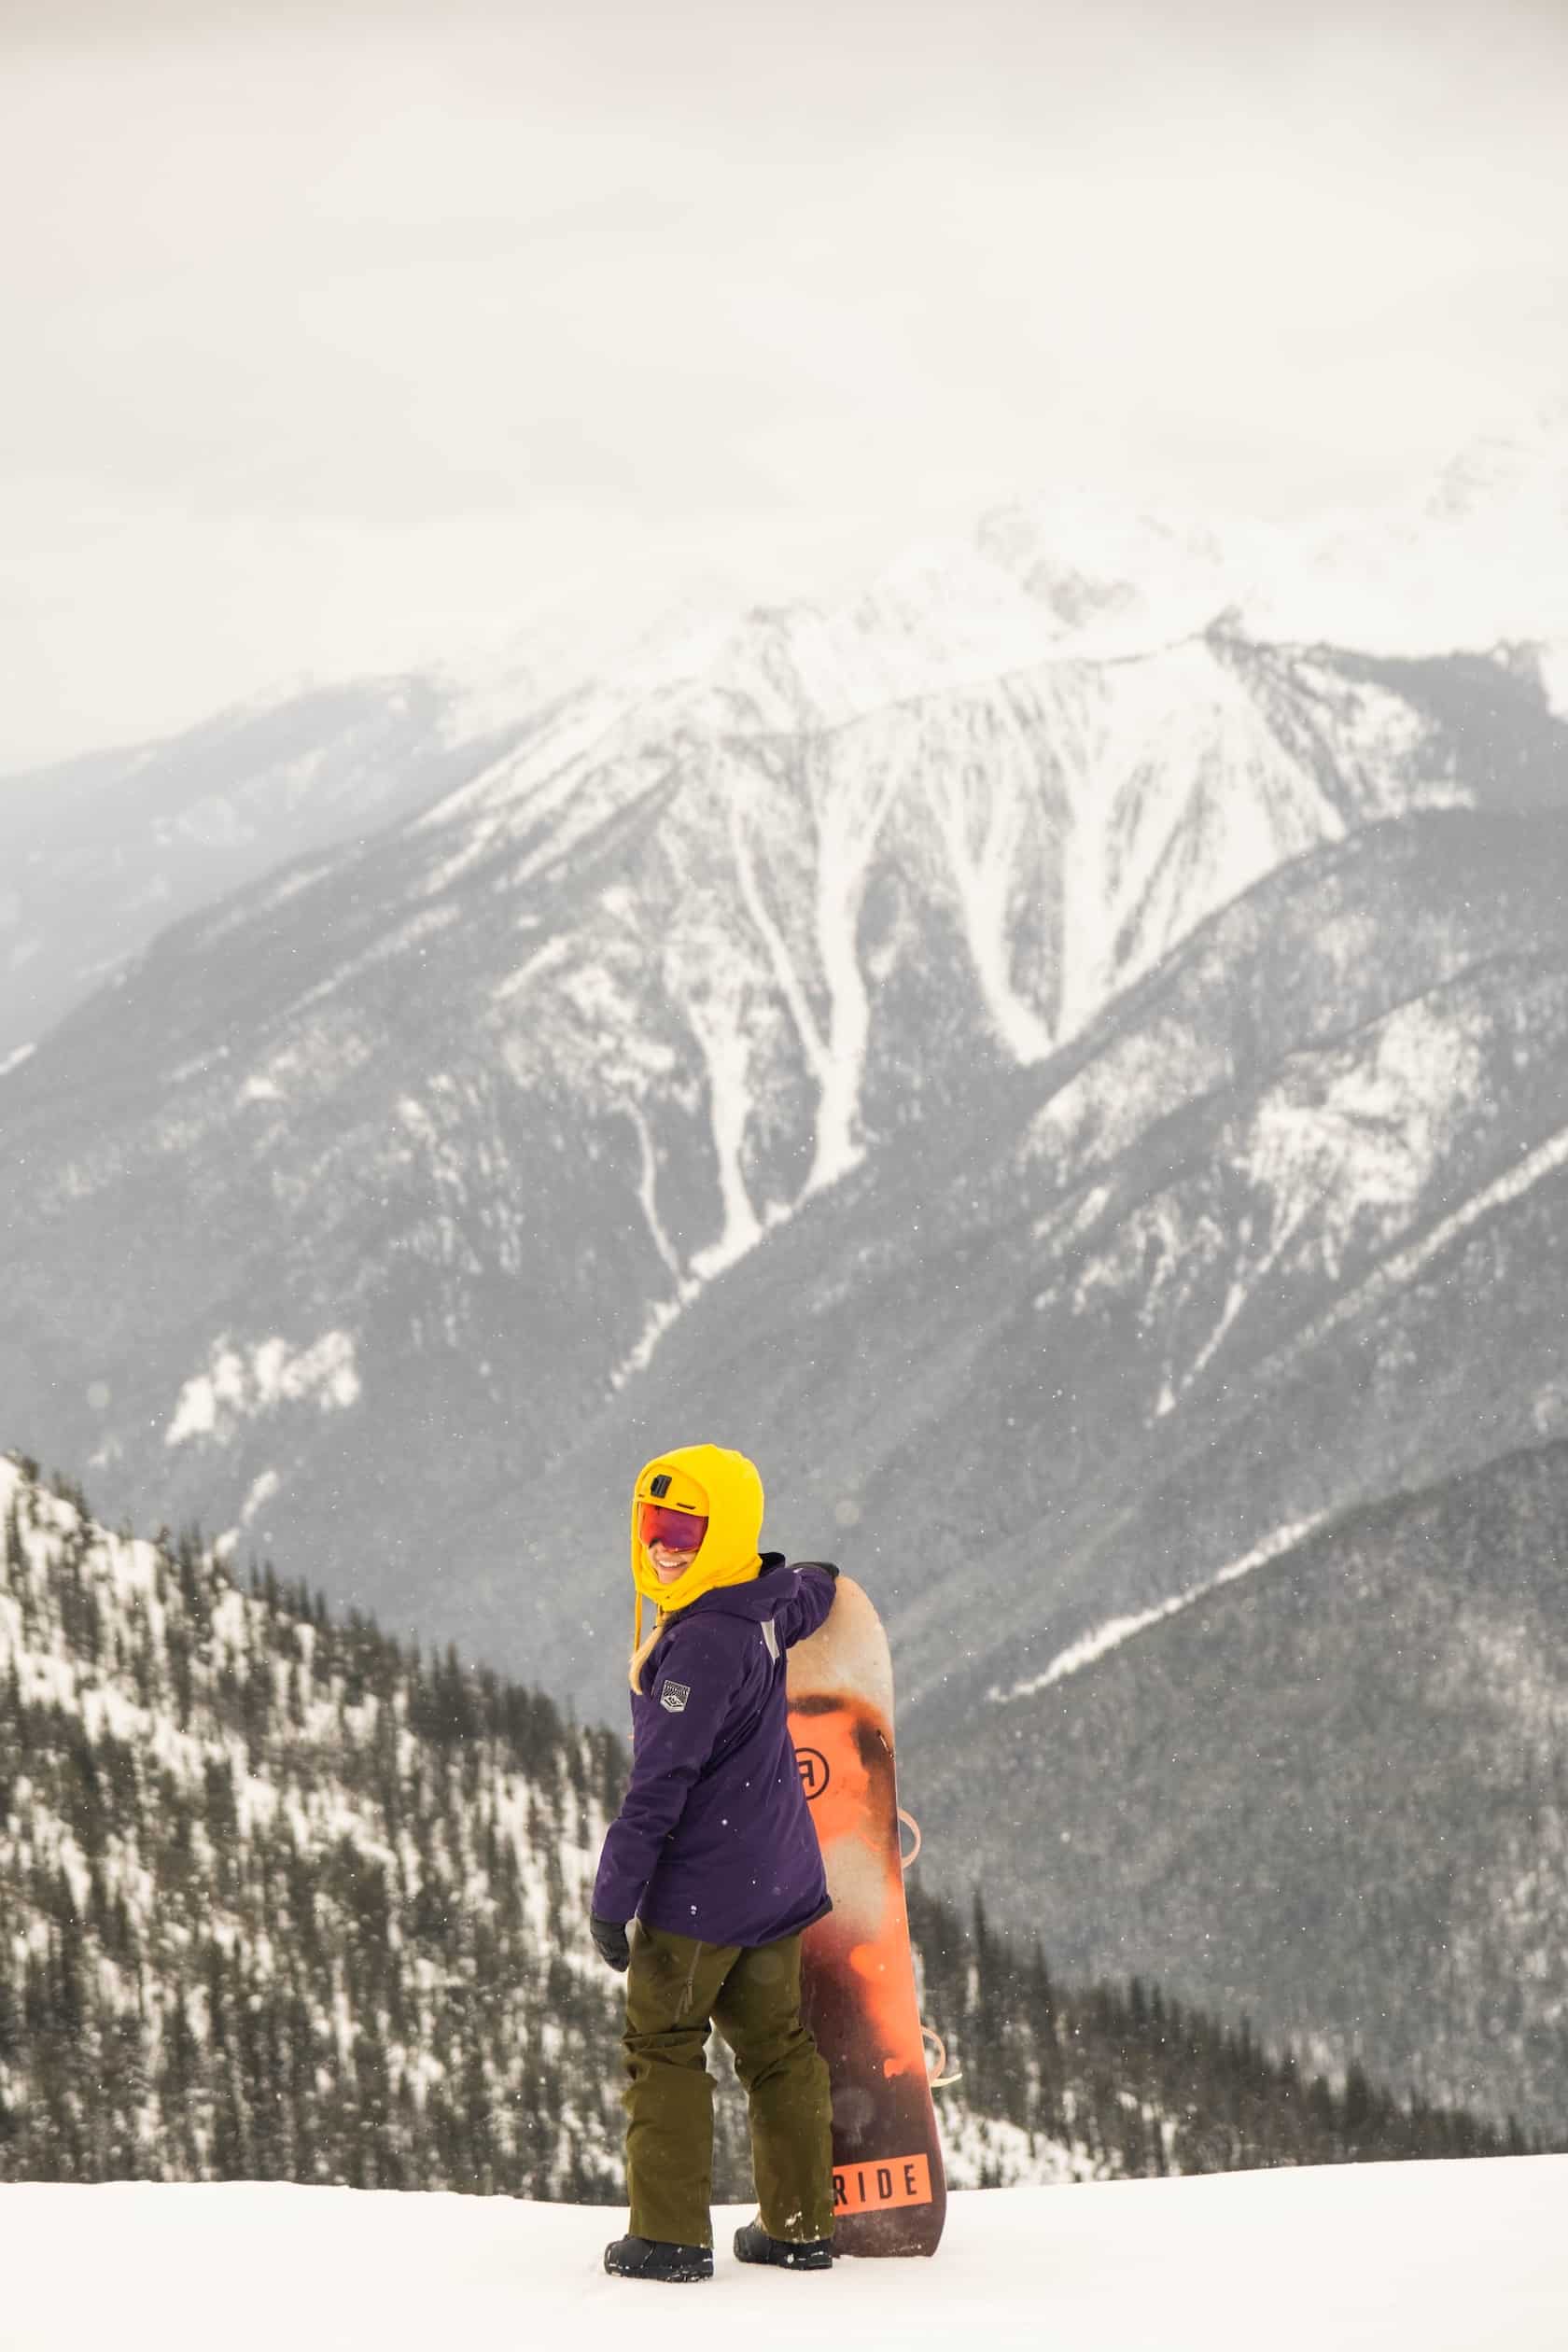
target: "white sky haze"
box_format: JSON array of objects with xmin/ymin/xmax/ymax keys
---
[{"xmin": 4, "ymin": 0, "xmax": 1567, "ymax": 763}]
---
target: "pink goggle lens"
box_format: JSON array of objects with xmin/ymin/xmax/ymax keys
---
[{"xmin": 640, "ymin": 1504, "xmax": 708, "ymax": 1554}]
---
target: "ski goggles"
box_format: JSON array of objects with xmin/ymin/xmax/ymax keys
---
[{"xmin": 639, "ymin": 1503, "xmax": 709, "ymax": 1554}]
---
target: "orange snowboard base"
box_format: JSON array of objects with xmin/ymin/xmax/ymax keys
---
[{"xmin": 788, "ymin": 1575, "xmax": 946, "ymax": 2257}]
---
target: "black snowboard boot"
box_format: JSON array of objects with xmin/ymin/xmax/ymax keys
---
[
  {"xmin": 733, "ymin": 2218, "xmax": 833, "ymax": 2271},
  {"xmin": 603, "ymin": 2234, "xmax": 713, "ymax": 2283}
]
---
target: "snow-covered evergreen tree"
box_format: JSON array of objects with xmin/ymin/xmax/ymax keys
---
[{"xmin": 1, "ymin": 1456, "xmax": 1533, "ymax": 2193}]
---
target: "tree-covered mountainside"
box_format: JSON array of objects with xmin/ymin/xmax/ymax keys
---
[
  {"xmin": 0, "ymin": 1457, "xmax": 1533, "ymax": 2193},
  {"xmin": 908, "ymin": 1886, "xmax": 1542, "ymax": 2182},
  {"xmin": 937, "ymin": 1437, "xmax": 1568, "ymax": 2138},
  {"xmin": 0, "ymin": 1454, "xmax": 626, "ymax": 2195}
]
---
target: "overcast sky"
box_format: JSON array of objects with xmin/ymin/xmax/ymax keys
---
[{"xmin": 3, "ymin": 0, "xmax": 1566, "ymax": 766}]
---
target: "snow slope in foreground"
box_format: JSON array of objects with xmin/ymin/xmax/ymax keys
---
[{"xmin": 3, "ymin": 2161, "xmax": 1564, "ymax": 2352}]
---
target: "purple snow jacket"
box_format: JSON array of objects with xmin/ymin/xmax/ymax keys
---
[{"xmin": 592, "ymin": 1555, "xmax": 836, "ymax": 1948}]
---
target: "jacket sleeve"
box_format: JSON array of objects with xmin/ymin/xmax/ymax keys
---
[
  {"xmin": 592, "ymin": 1623, "xmax": 740, "ymax": 1925},
  {"xmin": 772, "ymin": 1561, "xmax": 838, "ymax": 1651}
]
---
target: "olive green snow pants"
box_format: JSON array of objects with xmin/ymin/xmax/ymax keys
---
[{"xmin": 622, "ymin": 1923, "xmax": 834, "ymax": 2249}]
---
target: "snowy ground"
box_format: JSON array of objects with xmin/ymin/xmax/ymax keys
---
[{"xmin": 3, "ymin": 2161, "xmax": 1564, "ymax": 2351}]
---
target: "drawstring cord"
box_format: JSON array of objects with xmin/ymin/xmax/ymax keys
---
[{"xmin": 922, "ymin": 2023, "xmax": 959, "ymax": 2087}]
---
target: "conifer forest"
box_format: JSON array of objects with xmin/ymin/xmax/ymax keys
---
[{"xmin": 0, "ymin": 1458, "xmax": 1548, "ymax": 2196}]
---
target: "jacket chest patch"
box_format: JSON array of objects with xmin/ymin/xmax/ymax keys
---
[{"xmin": 660, "ymin": 1680, "xmax": 691, "ymax": 1714}]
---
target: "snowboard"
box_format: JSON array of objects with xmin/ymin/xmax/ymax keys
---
[{"xmin": 787, "ymin": 1573, "xmax": 946, "ymax": 2258}]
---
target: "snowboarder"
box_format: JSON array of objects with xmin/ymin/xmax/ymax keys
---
[{"xmin": 591, "ymin": 1443, "xmax": 840, "ymax": 2284}]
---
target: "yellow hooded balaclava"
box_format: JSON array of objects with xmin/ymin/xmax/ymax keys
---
[{"xmin": 628, "ymin": 1443, "xmax": 764, "ymax": 1672}]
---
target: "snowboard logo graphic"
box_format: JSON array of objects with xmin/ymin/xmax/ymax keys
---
[
  {"xmin": 659, "ymin": 1680, "xmax": 690, "ymax": 1714},
  {"xmin": 834, "ymin": 2153, "xmax": 933, "ymax": 2215},
  {"xmin": 796, "ymin": 1745, "xmax": 831, "ymax": 1799}
]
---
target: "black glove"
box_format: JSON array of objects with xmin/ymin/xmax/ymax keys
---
[{"xmin": 591, "ymin": 1914, "xmax": 631, "ymax": 1972}]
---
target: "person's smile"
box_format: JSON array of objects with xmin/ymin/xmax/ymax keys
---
[{"xmin": 650, "ymin": 1543, "xmax": 698, "ymax": 1584}]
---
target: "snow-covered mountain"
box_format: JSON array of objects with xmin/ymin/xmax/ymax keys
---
[
  {"xmin": 513, "ymin": 804, "xmax": 1568, "ymax": 1711},
  {"xmin": 490, "ymin": 809, "xmax": 1568, "ymax": 2130},
  {"xmin": 7, "ymin": 413, "xmax": 1564, "ymax": 1076},
  {"xmin": 700, "ymin": 408, "xmax": 1568, "ymax": 689},
  {"xmin": 0, "ymin": 676, "xmax": 494, "ymax": 1065},
  {"xmin": 1246, "ymin": 408, "xmax": 1568, "ymax": 672},
  {"xmin": 3, "ymin": 617, "xmax": 1557, "ymax": 1653},
  {"xmin": 5, "ymin": 431, "xmax": 1567, "ymax": 2160},
  {"xmin": 849, "ymin": 411, "xmax": 1568, "ymax": 680}
]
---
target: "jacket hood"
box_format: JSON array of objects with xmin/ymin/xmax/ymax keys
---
[
  {"xmin": 679, "ymin": 1554, "xmax": 794, "ymax": 1623},
  {"xmin": 629, "ymin": 1444, "xmax": 765, "ymax": 1645}
]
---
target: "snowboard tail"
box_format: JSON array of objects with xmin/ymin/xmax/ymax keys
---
[{"xmin": 787, "ymin": 1578, "xmax": 946, "ymax": 2258}]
